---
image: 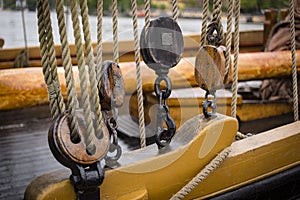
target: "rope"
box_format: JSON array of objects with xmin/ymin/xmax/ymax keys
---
[
  {"xmin": 112, "ymin": 0, "xmax": 119, "ymax": 63},
  {"xmin": 70, "ymin": 0, "xmax": 96, "ymax": 154},
  {"xmin": 210, "ymin": 0, "xmax": 224, "ymax": 44},
  {"xmin": 231, "ymin": 0, "xmax": 239, "ymax": 118},
  {"xmin": 236, "ymin": 131, "xmax": 248, "ymax": 140},
  {"xmin": 224, "ymin": 0, "xmax": 233, "ymax": 79},
  {"xmin": 289, "ymin": 0, "xmax": 299, "ymax": 121},
  {"xmin": 170, "ymin": 147, "xmax": 232, "ymax": 200},
  {"xmin": 14, "ymin": 0, "xmax": 29, "ymax": 68},
  {"xmin": 132, "ymin": 0, "xmax": 147, "ymax": 148},
  {"xmin": 96, "ymin": 0, "xmax": 103, "ymax": 83},
  {"xmin": 171, "ymin": 0, "xmax": 179, "ymax": 21},
  {"xmin": 79, "ymin": 0, "xmax": 104, "ymax": 138},
  {"xmin": 55, "ymin": 0, "xmax": 80, "ymax": 143},
  {"xmin": 43, "ymin": 0, "xmax": 66, "ymax": 115},
  {"xmin": 144, "ymin": 0, "xmax": 151, "ymax": 36},
  {"xmin": 36, "ymin": 0, "xmax": 64, "ymax": 119},
  {"xmin": 200, "ymin": 0, "xmax": 209, "ymax": 47}
]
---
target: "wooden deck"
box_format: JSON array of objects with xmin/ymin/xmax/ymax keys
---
[{"xmin": 0, "ymin": 106, "xmax": 63, "ymax": 200}]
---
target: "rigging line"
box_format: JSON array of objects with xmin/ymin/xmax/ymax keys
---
[
  {"xmin": 171, "ymin": 0, "xmax": 179, "ymax": 21},
  {"xmin": 36, "ymin": 0, "xmax": 64, "ymax": 119},
  {"xmin": 79, "ymin": 0, "xmax": 104, "ymax": 137},
  {"xmin": 170, "ymin": 147, "xmax": 232, "ymax": 200},
  {"xmin": 43, "ymin": 0, "xmax": 66, "ymax": 115},
  {"xmin": 231, "ymin": 0, "xmax": 240, "ymax": 118},
  {"xmin": 96, "ymin": 0, "xmax": 103, "ymax": 83},
  {"xmin": 289, "ymin": 0, "xmax": 299, "ymax": 121},
  {"xmin": 200, "ymin": 0, "xmax": 209, "ymax": 47},
  {"xmin": 224, "ymin": 0, "xmax": 234, "ymax": 79},
  {"xmin": 211, "ymin": 0, "xmax": 224, "ymax": 44},
  {"xmin": 55, "ymin": 0, "xmax": 80, "ymax": 142},
  {"xmin": 70, "ymin": 0, "xmax": 96, "ymax": 154},
  {"xmin": 20, "ymin": 0, "xmax": 27, "ymax": 50},
  {"xmin": 112, "ymin": 0, "xmax": 119, "ymax": 64},
  {"xmin": 144, "ymin": 0, "xmax": 151, "ymax": 36},
  {"xmin": 131, "ymin": 0, "xmax": 147, "ymax": 148}
]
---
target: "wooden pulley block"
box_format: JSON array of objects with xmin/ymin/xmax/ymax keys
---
[
  {"xmin": 140, "ymin": 17, "xmax": 184, "ymax": 74},
  {"xmin": 98, "ymin": 60, "xmax": 125, "ymax": 111},
  {"xmin": 195, "ymin": 45, "xmax": 226, "ymax": 92},
  {"xmin": 48, "ymin": 110, "xmax": 110, "ymax": 166}
]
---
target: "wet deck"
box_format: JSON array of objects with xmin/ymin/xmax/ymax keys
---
[{"xmin": 0, "ymin": 104, "xmax": 294, "ymax": 200}]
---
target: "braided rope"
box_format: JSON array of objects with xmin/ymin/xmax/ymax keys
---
[
  {"xmin": 55, "ymin": 0, "xmax": 80, "ymax": 142},
  {"xmin": 231, "ymin": 0, "xmax": 240, "ymax": 118},
  {"xmin": 37, "ymin": 0, "xmax": 60, "ymax": 119},
  {"xmin": 289, "ymin": 0, "xmax": 299, "ymax": 121},
  {"xmin": 171, "ymin": 0, "xmax": 179, "ymax": 21},
  {"xmin": 132, "ymin": 0, "xmax": 147, "ymax": 148},
  {"xmin": 170, "ymin": 147, "xmax": 232, "ymax": 200},
  {"xmin": 70, "ymin": 0, "xmax": 96, "ymax": 154},
  {"xmin": 112, "ymin": 0, "xmax": 119, "ymax": 63},
  {"xmin": 79, "ymin": 0, "xmax": 104, "ymax": 137},
  {"xmin": 96, "ymin": 0, "xmax": 103, "ymax": 83},
  {"xmin": 200, "ymin": 0, "xmax": 209, "ymax": 47},
  {"xmin": 224, "ymin": 0, "xmax": 233, "ymax": 78}
]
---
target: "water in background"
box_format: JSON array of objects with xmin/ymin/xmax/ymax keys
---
[{"xmin": 0, "ymin": 10, "xmax": 263, "ymax": 49}]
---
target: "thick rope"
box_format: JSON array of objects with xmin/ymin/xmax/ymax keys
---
[
  {"xmin": 289, "ymin": 0, "xmax": 299, "ymax": 121},
  {"xmin": 171, "ymin": 0, "xmax": 179, "ymax": 21},
  {"xmin": 112, "ymin": 0, "xmax": 119, "ymax": 63},
  {"xmin": 55, "ymin": 0, "xmax": 80, "ymax": 142},
  {"xmin": 170, "ymin": 147, "xmax": 232, "ymax": 200},
  {"xmin": 79, "ymin": 0, "xmax": 104, "ymax": 138},
  {"xmin": 43, "ymin": 0, "xmax": 66, "ymax": 115},
  {"xmin": 96, "ymin": 0, "xmax": 103, "ymax": 83},
  {"xmin": 132, "ymin": 0, "xmax": 147, "ymax": 148},
  {"xmin": 200, "ymin": 0, "xmax": 209, "ymax": 47},
  {"xmin": 231, "ymin": 0, "xmax": 240, "ymax": 118},
  {"xmin": 37, "ymin": 0, "xmax": 63, "ymax": 119},
  {"xmin": 70, "ymin": 0, "xmax": 96, "ymax": 154},
  {"xmin": 224, "ymin": 0, "xmax": 233, "ymax": 79}
]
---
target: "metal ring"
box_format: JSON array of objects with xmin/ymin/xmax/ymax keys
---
[{"xmin": 154, "ymin": 75, "xmax": 172, "ymax": 100}]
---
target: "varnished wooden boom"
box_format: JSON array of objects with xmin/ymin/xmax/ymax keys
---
[
  {"xmin": 0, "ymin": 30, "xmax": 264, "ymax": 69},
  {"xmin": 0, "ymin": 50, "xmax": 299, "ymax": 110}
]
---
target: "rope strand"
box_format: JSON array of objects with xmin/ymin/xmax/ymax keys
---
[
  {"xmin": 132, "ymin": 0, "xmax": 147, "ymax": 148},
  {"xmin": 231, "ymin": 0, "xmax": 240, "ymax": 118},
  {"xmin": 79, "ymin": 0, "xmax": 104, "ymax": 138},
  {"xmin": 170, "ymin": 147, "xmax": 232, "ymax": 200},
  {"xmin": 55, "ymin": 0, "xmax": 80, "ymax": 142},
  {"xmin": 70, "ymin": 0, "xmax": 96, "ymax": 154},
  {"xmin": 200, "ymin": 0, "xmax": 209, "ymax": 47},
  {"xmin": 289, "ymin": 0, "xmax": 299, "ymax": 121},
  {"xmin": 112, "ymin": 0, "xmax": 119, "ymax": 63},
  {"xmin": 171, "ymin": 0, "xmax": 179, "ymax": 21}
]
